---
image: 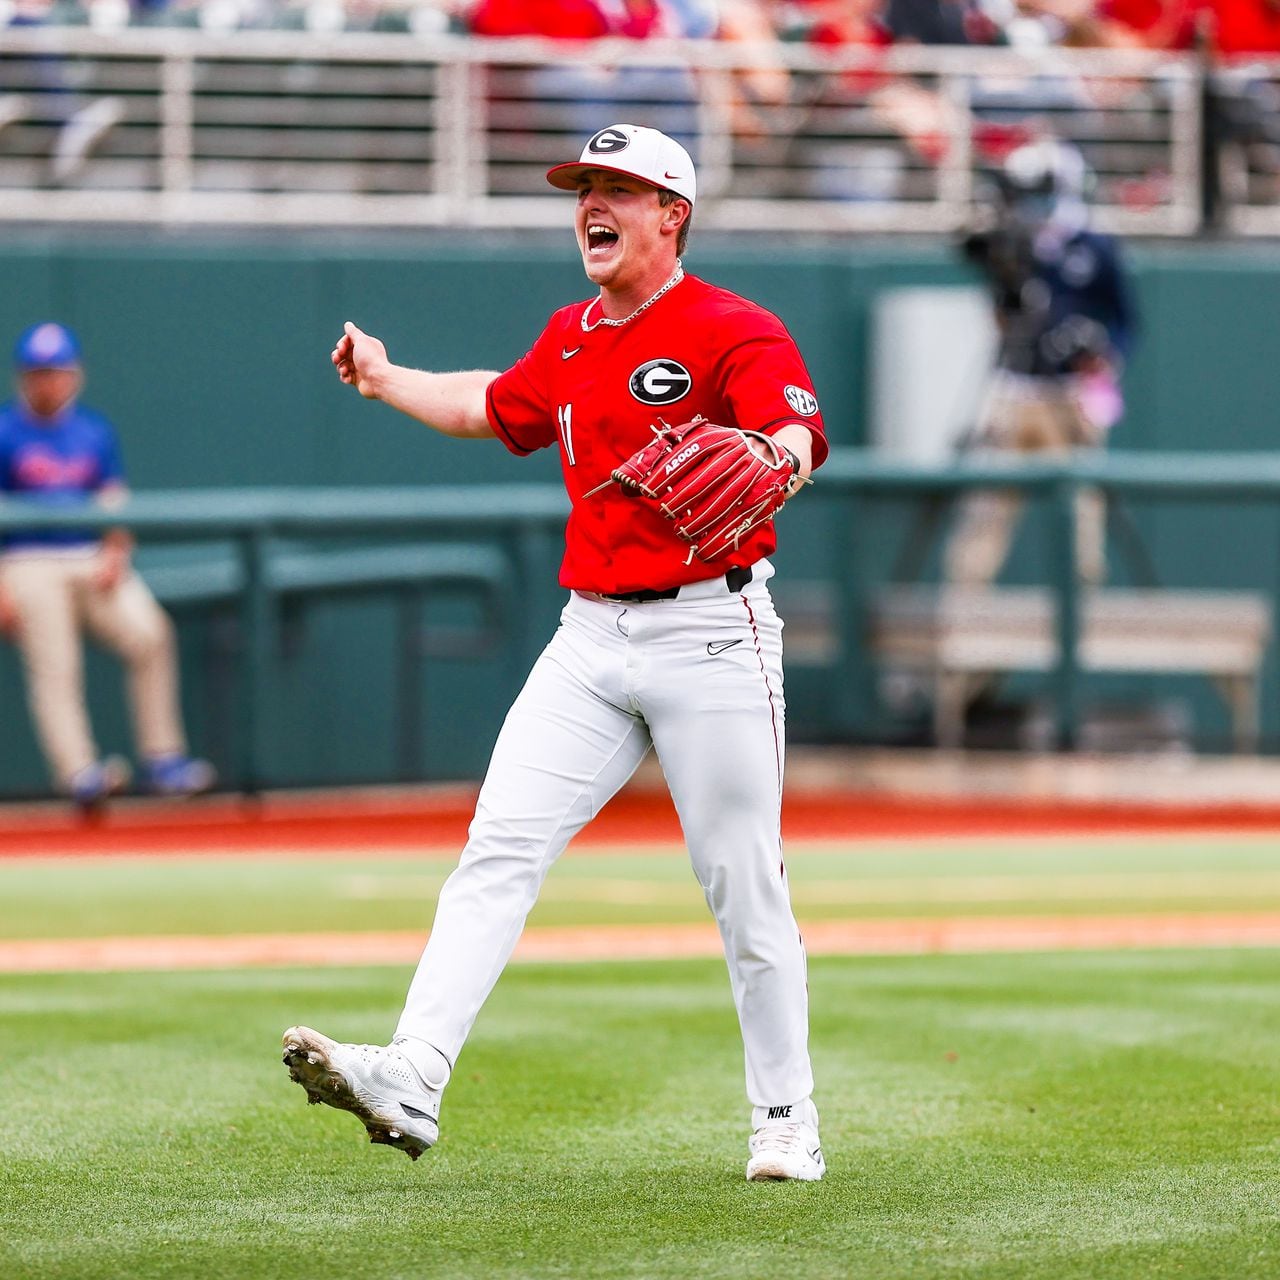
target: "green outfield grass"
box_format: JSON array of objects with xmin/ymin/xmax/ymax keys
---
[
  {"xmin": 2, "ymin": 951, "xmax": 1279, "ymax": 1280},
  {"xmin": 1, "ymin": 834, "xmax": 1280, "ymax": 939}
]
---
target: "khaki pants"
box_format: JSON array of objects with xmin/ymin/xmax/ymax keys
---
[
  {"xmin": 944, "ymin": 378, "xmax": 1106, "ymax": 586},
  {"xmin": 2, "ymin": 551, "xmax": 187, "ymax": 788}
]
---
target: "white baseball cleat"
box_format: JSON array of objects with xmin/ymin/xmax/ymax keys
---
[
  {"xmin": 281, "ymin": 1025, "xmax": 442, "ymax": 1161},
  {"xmin": 745, "ymin": 1098, "xmax": 825, "ymax": 1182}
]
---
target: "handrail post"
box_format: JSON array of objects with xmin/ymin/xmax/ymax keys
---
[
  {"xmin": 832, "ymin": 482, "xmax": 868, "ymax": 738},
  {"xmin": 1050, "ymin": 472, "xmax": 1081, "ymax": 750},
  {"xmin": 514, "ymin": 521, "xmax": 562, "ymax": 672},
  {"xmin": 239, "ymin": 524, "xmax": 273, "ymax": 795}
]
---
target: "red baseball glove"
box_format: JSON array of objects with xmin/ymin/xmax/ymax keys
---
[{"xmin": 611, "ymin": 418, "xmax": 804, "ymax": 563}]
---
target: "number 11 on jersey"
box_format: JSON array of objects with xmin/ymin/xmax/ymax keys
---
[{"xmin": 557, "ymin": 403, "xmax": 576, "ymax": 466}]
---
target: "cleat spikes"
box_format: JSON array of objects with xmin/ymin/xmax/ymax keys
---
[{"xmin": 280, "ymin": 1025, "xmax": 439, "ymax": 1162}]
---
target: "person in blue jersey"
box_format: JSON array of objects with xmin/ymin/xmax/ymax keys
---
[
  {"xmin": 0, "ymin": 322, "xmax": 214, "ymax": 807},
  {"xmin": 946, "ymin": 138, "xmax": 1139, "ymax": 586}
]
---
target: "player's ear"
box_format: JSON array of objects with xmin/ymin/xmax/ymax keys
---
[{"xmin": 662, "ymin": 198, "xmax": 691, "ymax": 238}]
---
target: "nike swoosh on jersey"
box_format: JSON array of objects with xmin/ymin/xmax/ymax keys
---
[
  {"xmin": 561, "ymin": 347, "xmax": 582, "ymax": 360},
  {"xmin": 707, "ymin": 639, "xmax": 743, "ymax": 655}
]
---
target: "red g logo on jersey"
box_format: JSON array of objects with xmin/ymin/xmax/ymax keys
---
[
  {"xmin": 629, "ymin": 358, "xmax": 692, "ymax": 406},
  {"xmin": 588, "ymin": 128, "xmax": 631, "ymax": 155}
]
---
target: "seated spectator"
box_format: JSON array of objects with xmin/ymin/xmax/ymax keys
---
[
  {"xmin": 1017, "ymin": 0, "xmax": 1280, "ymax": 54},
  {"xmin": 1, "ymin": 0, "xmax": 126, "ymax": 184},
  {"xmin": 464, "ymin": 0, "xmax": 705, "ymax": 182},
  {"xmin": 0, "ymin": 324, "xmax": 216, "ymax": 808},
  {"xmin": 1200, "ymin": 0, "xmax": 1280, "ymax": 57},
  {"xmin": 883, "ymin": 0, "xmax": 1002, "ymax": 45},
  {"xmin": 785, "ymin": 0, "xmax": 977, "ymax": 178},
  {"xmin": 466, "ymin": 0, "xmax": 666, "ymax": 38}
]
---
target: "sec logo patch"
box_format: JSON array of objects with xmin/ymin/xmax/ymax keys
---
[
  {"xmin": 630, "ymin": 359, "xmax": 692, "ymax": 406},
  {"xmin": 784, "ymin": 385, "xmax": 819, "ymax": 417}
]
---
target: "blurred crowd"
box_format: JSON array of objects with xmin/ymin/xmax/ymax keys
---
[{"xmin": 2, "ymin": 0, "xmax": 1279, "ymax": 58}]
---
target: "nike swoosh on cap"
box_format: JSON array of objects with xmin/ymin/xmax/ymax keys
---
[{"xmin": 664, "ymin": 172, "xmax": 683, "ymax": 180}]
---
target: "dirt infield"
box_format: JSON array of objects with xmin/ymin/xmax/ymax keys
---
[
  {"xmin": 5, "ymin": 912, "xmax": 1280, "ymax": 974},
  {"xmin": 5, "ymin": 786, "xmax": 1280, "ymax": 859},
  {"xmin": 5, "ymin": 784, "xmax": 1280, "ymax": 973}
]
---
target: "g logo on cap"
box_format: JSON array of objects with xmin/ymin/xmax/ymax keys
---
[
  {"xmin": 630, "ymin": 359, "xmax": 692, "ymax": 406},
  {"xmin": 588, "ymin": 128, "xmax": 631, "ymax": 155}
]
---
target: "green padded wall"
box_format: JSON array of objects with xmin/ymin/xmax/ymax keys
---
[{"xmin": 1, "ymin": 230, "xmax": 1278, "ymax": 792}]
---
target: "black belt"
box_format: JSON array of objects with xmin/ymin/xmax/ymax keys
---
[{"xmin": 599, "ymin": 565, "xmax": 753, "ymax": 604}]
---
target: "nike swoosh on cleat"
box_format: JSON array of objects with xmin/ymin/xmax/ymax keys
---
[
  {"xmin": 561, "ymin": 347, "xmax": 582, "ymax": 360},
  {"xmin": 707, "ymin": 639, "xmax": 743, "ymax": 655}
]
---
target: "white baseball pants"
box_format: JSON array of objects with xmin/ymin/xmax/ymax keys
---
[
  {"xmin": 1, "ymin": 551, "xmax": 188, "ymax": 787},
  {"xmin": 396, "ymin": 565, "xmax": 815, "ymax": 1109}
]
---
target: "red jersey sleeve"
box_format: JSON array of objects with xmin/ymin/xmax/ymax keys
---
[
  {"xmin": 485, "ymin": 311, "xmax": 567, "ymax": 456},
  {"xmin": 713, "ymin": 309, "xmax": 830, "ymax": 469}
]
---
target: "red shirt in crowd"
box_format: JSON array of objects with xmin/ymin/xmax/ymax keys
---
[
  {"xmin": 485, "ymin": 274, "xmax": 828, "ymax": 594},
  {"xmin": 1205, "ymin": 0, "xmax": 1280, "ymax": 54},
  {"xmin": 1100, "ymin": 0, "xmax": 1280, "ymax": 53},
  {"xmin": 468, "ymin": 0, "xmax": 666, "ymax": 39}
]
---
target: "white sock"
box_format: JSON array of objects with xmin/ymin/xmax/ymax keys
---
[{"xmin": 751, "ymin": 1098, "xmax": 818, "ymax": 1129}]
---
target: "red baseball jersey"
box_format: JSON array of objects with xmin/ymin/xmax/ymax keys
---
[{"xmin": 485, "ymin": 273, "xmax": 828, "ymax": 595}]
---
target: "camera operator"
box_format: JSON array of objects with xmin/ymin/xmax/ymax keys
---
[{"xmin": 944, "ymin": 139, "xmax": 1138, "ymax": 586}]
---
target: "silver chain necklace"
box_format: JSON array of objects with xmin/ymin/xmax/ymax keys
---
[{"xmin": 581, "ymin": 261, "xmax": 684, "ymax": 333}]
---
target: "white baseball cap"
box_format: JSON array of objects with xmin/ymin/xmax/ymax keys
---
[{"xmin": 546, "ymin": 124, "xmax": 696, "ymax": 206}]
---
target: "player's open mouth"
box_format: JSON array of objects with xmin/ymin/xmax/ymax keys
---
[{"xmin": 586, "ymin": 224, "xmax": 620, "ymax": 255}]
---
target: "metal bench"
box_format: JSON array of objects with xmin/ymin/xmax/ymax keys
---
[{"xmin": 869, "ymin": 585, "xmax": 1273, "ymax": 752}]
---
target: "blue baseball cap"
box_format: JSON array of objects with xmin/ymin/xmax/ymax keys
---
[{"xmin": 13, "ymin": 322, "xmax": 81, "ymax": 371}]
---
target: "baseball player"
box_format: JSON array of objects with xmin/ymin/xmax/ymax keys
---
[
  {"xmin": 0, "ymin": 322, "xmax": 216, "ymax": 807},
  {"xmin": 283, "ymin": 124, "xmax": 828, "ymax": 1182}
]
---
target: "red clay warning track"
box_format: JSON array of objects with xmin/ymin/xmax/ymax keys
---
[
  {"xmin": 5, "ymin": 789, "xmax": 1280, "ymax": 972},
  {"xmin": 5, "ymin": 788, "xmax": 1280, "ymax": 859}
]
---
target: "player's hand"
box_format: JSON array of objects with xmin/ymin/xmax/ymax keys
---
[
  {"xmin": 93, "ymin": 546, "xmax": 129, "ymax": 593},
  {"xmin": 332, "ymin": 321, "xmax": 388, "ymax": 400},
  {"xmin": 92, "ymin": 528, "xmax": 133, "ymax": 593}
]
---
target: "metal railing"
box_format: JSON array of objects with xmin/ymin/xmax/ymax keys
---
[
  {"xmin": 0, "ymin": 30, "xmax": 1206, "ymax": 234},
  {"xmin": 1211, "ymin": 60, "xmax": 1280, "ymax": 236},
  {"xmin": 817, "ymin": 449, "xmax": 1280, "ymax": 750},
  {"xmin": 1, "ymin": 453, "xmax": 1277, "ymax": 786},
  {"xmin": 0, "ymin": 485, "xmax": 569, "ymax": 791}
]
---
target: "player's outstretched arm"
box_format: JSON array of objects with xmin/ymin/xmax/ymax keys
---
[{"xmin": 332, "ymin": 321, "xmax": 497, "ymax": 440}]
